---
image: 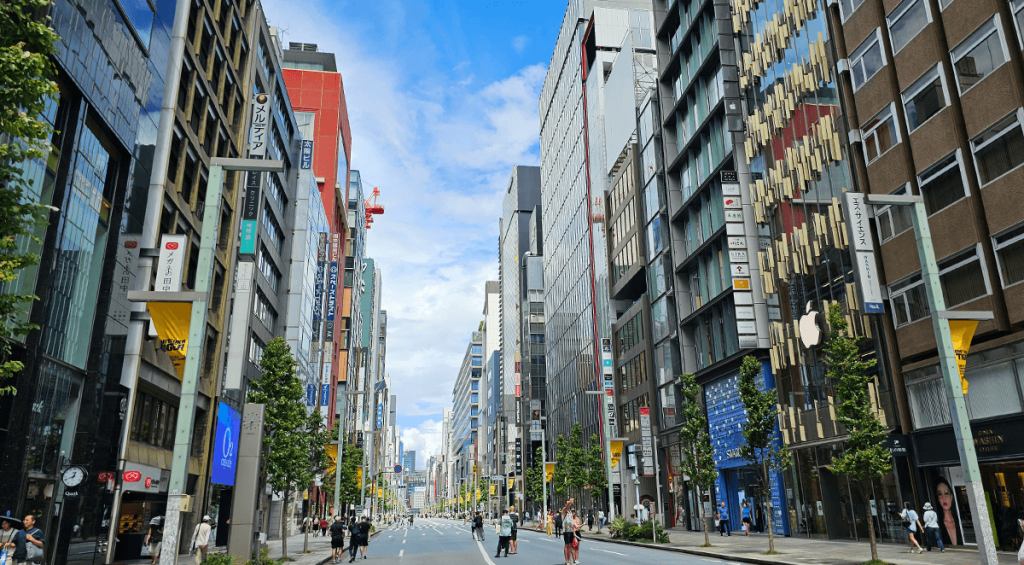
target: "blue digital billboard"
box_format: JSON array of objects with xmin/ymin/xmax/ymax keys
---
[{"xmin": 212, "ymin": 402, "xmax": 240, "ymax": 486}]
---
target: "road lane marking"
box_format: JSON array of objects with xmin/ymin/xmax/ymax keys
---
[
  {"xmin": 399, "ymin": 550, "xmax": 404, "ymax": 557},
  {"xmin": 404, "ymin": 530, "xmax": 408, "ymax": 538},
  {"xmin": 600, "ymin": 549, "xmax": 626, "ymax": 556},
  {"xmin": 474, "ymin": 539, "xmax": 498, "ymax": 565},
  {"xmin": 402, "ymin": 540, "xmax": 406, "ymax": 544}
]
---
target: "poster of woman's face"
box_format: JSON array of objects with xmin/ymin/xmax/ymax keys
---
[{"xmin": 933, "ymin": 475, "xmax": 964, "ymax": 546}]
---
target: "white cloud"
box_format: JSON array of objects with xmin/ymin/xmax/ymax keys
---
[
  {"xmin": 513, "ymin": 35, "xmax": 529, "ymax": 53},
  {"xmin": 262, "ymin": 0, "xmax": 543, "ymax": 428},
  {"xmin": 400, "ymin": 419, "xmax": 443, "ymax": 464}
]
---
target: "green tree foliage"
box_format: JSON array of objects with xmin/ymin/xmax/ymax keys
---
[
  {"xmin": 0, "ymin": 0, "xmax": 59, "ymax": 395},
  {"xmin": 332, "ymin": 444, "xmax": 363, "ymax": 513},
  {"xmin": 246, "ymin": 337, "xmax": 314, "ymax": 559},
  {"xmin": 524, "ymin": 446, "xmax": 545, "ymax": 507},
  {"xmin": 566, "ymin": 423, "xmax": 588, "ymax": 494},
  {"xmin": 824, "ymin": 303, "xmax": 888, "ymax": 562},
  {"xmin": 738, "ymin": 355, "xmax": 790, "ymax": 554},
  {"xmin": 552, "ymin": 434, "xmax": 569, "ymax": 498},
  {"xmin": 677, "ymin": 372, "xmax": 718, "ymax": 546},
  {"xmin": 585, "ymin": 433, "xmax": 607, "ymax": 518}
]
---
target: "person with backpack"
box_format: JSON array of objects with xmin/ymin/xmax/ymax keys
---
[
  {"xmin": 553, "ymin": 510, "xmax": 563, "ymax": 537},
  {"xmin": 190, "ymin": 516, "xmax": 212, "ymax": 565},
  {"xmin": 900, "ymin": 502, "xmax": 925, "ymax": 554},
  {"xmin": 144, "ymin": 521, "xmax": 163, "ymax": 565},
  {"xmin": 508, "ymin": 506, "xmax": 519, "ymax": 554},
  {"xmin": 473, "ymin": 512, "xmax": 484, "ymax": 541}
]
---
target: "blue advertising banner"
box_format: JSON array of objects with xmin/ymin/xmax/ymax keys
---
[
  {"xmin": 300, "ymin": 140, "xmax": 314, "ymax": 169},
  {"xmin": 306, "ymin": 384, "xmax": 315, "ymax": 406},
  {"xmin": 326, "ymin": 263, "xmax": 338, "ymax": 321},
  {"xmin": 320, "ymin": 384, "xmax": 330, "ymax": 406},
  {"xmin": 212, "ymin": 402, "xmax": 241, "ymax": 486}
]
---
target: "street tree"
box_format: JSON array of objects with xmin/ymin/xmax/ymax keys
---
[
  {"xmin": 677, "ymin": 372, "xmax": 718, "ymax": 546},
  {"xmin": 246, "ymin": 337, "xmax": 308, "ymax": 559},
  {"xmin": 0, "ymin": 0, "xmax": 59, "ymax": 395},
  {"xmin": 585, "ymin": 433, "xmax": 607, "ymax": 521},
  {"xmin": 566, "ymin": 423, "xmax": 588, "ymax": 501},
  {"xmin": 301, "ymin": 413, "xmax": 335, "ymax": 553},
  {"xmin": 825, "ymin": 303, "xmax": 889, "ymax": 563},
  {"xmin": 738, "ymin": 355, "xmax": 790, "ymax": 554},
  {"xmin": 332, "ymin": 444, "xmax": 364, "ymax": 514},
  {"xmin": 553, "ymin": 434, "xmax": 569, "ymax": 500}
]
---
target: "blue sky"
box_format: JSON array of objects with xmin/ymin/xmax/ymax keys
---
[{"xmin": 262, "ymin": 0, "xmax": 565, "ymax": 465}]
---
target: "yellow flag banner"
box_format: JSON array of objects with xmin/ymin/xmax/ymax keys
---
[
  {"xmin": 949, "ymin": 320, "xmax": 979, "ymax": 395},
  {"xmin": 545, "ymin": 463, "xmax": 555, "ymax": 484},
  {"xmin": 147, "ymin": 302, "xmax": 192, "ymax": 380},
  {"xmin": 325, "ymin": 444, "xmax": 338, "ymax": 474},
  {"xmin": 507, "ymin": 478, "xmax": 514, "ymax": 491},
  {"xmin": 476, "ymin": 489, "xmax": 481, "ymax": 499},
  {"xmin": 610, "ymin": 440, "xmax": 624, "ymax": 470},
  {"xmin": 490, "ymin": 485, "xmax": 496, "ymax": 495}
]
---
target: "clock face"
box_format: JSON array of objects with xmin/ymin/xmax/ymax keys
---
[{"xmin": 62, "ymin": 466, "xmax": 87, "ymax": 488}]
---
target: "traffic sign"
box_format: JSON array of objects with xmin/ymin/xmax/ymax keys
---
[{"xmin": 394, "ymin": 465, "xmax": 403, "ymax": 473}]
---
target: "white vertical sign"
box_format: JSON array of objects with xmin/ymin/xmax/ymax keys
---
[
  {"xmin": 248, "ymin": 94, "xmax": 270, "ymax": 157},
  {"xmin": 843, "ymin": 192, "xmax": 885, "ymax": 314},
  {"xmin": 639, "ymin": 407, "xmax": 654, "ymax": 477},
  {"xmin": 224, "ymin": 261, "xmax": 256, "ymax": 389},
  {"xmin": 156, "ymin": 234, "xmax": 187, "ymax": 292}
]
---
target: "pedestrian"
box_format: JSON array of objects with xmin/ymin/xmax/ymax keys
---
[
  {"xmin": 320, "ymin": 517, "xmax": 329, "ymax": 537},
  {"xmin": 190, "ymin": 516, "xmax": 212, "ymax": 565},
  {"xmin": 329, "ymin": 516, "xmax": 346, "ymax": 563},
  {"xmin": 900, "ymin": 502, "xmax": 925, "ymax": 554},
  {"xmin": 302, "ymin": 515, "xmax": 312, "ymax": 534},
  {"xmin": 717, "ymin": 501, "xmax": 731, "ymax": 536},
  {"xmin": 598, "ymin": 509, "xmax": 605, "ymax": 531},
  {"xmin": 473, "ymin": 512, "xmax": 484, "ymax": 541},
  {"xmin": 571, "ymin": 511, "xmax": 582, "ymax": 565},
  {"xmin": 508, "ymin": 506, "xmax": 519, "ymax": 554},
  {"xmin": 495, "ymin": 509, "xmax": 512, "ymax": 558},
  {"xmin": 921, "ymin": 503, "xmax": 944, "ymax": 553},
  {"xmin": 356, "ymin": 516, "xmax": 371, "ymax": 560},
  {"xmin": 1, "ymin": 518, "xmax": 22, "ymax": 565},
  {"xmin": 347, "ymin": 519, "xmax": 360, "ymax": 563},
  {"xmin": 586, "ymin": 510, "xmax": 593, "ymax": 532},
  {"xmin": 546, "ymin": 512, "xmax": 553, "ymax": 536},
  {"xmin": 18, "ymin": 516, "xmax": 43, "ymax": 565},
  {"xmin": 145, "ymin": 521, "xmax": 163, "ymax": 565},
  {"xmin": 560, "ymin": 500, "xmax": 577, "ymax": 565},
  {"xmin": 553, "ymin": 510, "xmax": 563, "ymax": 537},
  {"xmin": 741, "ymin": 502, "xmax": 752, "ymax": 536}
]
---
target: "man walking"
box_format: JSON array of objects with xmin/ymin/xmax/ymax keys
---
[
  {"xmin": 472, "ymin": 512, "xmax": 484, "ymax": 541},
  {"xmin": 553, "ymin": 510, "xmax": 563, "ymax": 537},
  {"xmin": 508, "ymin": 506, "xmax": 519, "ymax": 555},
  {"xmin": 329, "ymin": 516, "xmax": 346, "ymax": 563},
  {"xmin": 18, "ymin": 515, "xmax": 45, "ymax": 565},
  {"xmin": 495, "ymin": 510, "xmax": 512, "ymax": 558},
  {"xmin": 190, "ymin": 516, "xmax": 212, "ymax": 565},
  {"xmin": 717, "ymin": 502, "xmax": 731, "ymax": 536},
  {"xmin": 356, "ymin": 516, "xmax": 372, "ymax": 561}
]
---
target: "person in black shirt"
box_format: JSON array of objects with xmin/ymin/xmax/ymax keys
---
[
  {"xmin": 355, "ymin": 517, "xmax": 371, "ymax": 561},
  {"xmin": 553, "ymin": 511, "xmax": 563, "ymax": 536},
  {"xmin": 508, "ymin": 507, "xmax": 519, "ymax": 554},
  {"xmin": 329, "ymin": 517, "xmax": 346, "ymax": 563},
  {"xmin": 473, "ymin": 512, "xmax": 485, "ymax": 541}
]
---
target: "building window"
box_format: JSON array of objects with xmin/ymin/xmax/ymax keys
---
[
  {"xmin": 951, "ymin": 18, "xmax": 1008, "ymax": 94},
  {"xmin": 887, "ymin": 0, "xmax": 931, "ymax": 54},
  {"xmin": 994, "ymin": 223, "xmax": 1024, "ymax": 287},
  {"xmin": 130, "ymin": 392, "xmax": 178, "ymax": 450},
  {"xmin": 876, "ymin": 185, "xmax": 915, "ymax": 243},
  {"xmin": 248, "ymin": 334, "xmax": 264, "ymax": 364},
  {"xmin": 257, "ymin": 245, "xmax": 281, "ymax": 292},
  {"xmin": 850, "ymin": 30, "xmax": 885, "ymax": 91},
  {"xmin": 902, "ymin": 65, "xmax": 948, "ymax": 131},
  {"xmin": 253, "ymin": 289, "xmax": 276, "ymax": 330},
  {"xmin": 938, "ymin": 0, "xmax": 954, "ymax": 10},
  {"xmin": 889, "ymin": 247, "xmax": 989, "ymax": 327},
  {"xmin": 970, "ymin": 111, "xmax": 1024, "ymax": 186},
  {"xmin": 1013, "ymin": 0, "xmax": 1024, "ymax": 49},
  {"xmin": 918, "ymin": 151, "xmax": 968, "ymax": 215},
  {"xmin": 862, "ymin": 104, "xmax": 899, "ymax": 164},
  {"xmin": 839, "ymin": 0, "xmax": 866, "ymax": 21}
]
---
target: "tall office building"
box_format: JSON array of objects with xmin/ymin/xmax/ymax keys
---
[
  {"xmin": 403, "ymin": 450, "xmax": 417, "ymax": 472},
  {"xmin": 538, "ymin": 0, "xmax": 653, "ymax": 472},
  {"xmin": 498, "ymin": 165, "xmax": 541, "ymax": 476},
  {"xmin": 450, "ymin": 330, "xmax": 484, "ymax": 488},
  {"xmin": 481, "ymin": 281, "xmax": 501, "ymax": 477}
]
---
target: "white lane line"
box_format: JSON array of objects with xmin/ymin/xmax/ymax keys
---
[
  {"xmin": 399, "ymin": 550, "xmax": 404, "ymax": 557},
  {"xmin": 474, "ymin": 538, "xmax": 499, "ymax": 565},
  {"xmin": 600, "ymin": 549, "xmax": 626, "ymax": 556},
  {"xmin": 404, "ymin": 530, "xmax": 408, "ymax": 538},
  {"xmin": 402, "ymin": 540, "xmax": 406, "ymax": 544}
]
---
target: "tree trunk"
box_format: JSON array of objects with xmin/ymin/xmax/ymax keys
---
[
  {"xmin": 302, "ymin": 505, "xmax": 309, "ymax": 554},
  {"xmin": 863, "ymin": 480, "xmax": 878, "ymax": 562},
  {"xmin": 762, "ymin": 457, "xmax": 775, "ymax": 554},
  {"xmin": 281, "ymin": 486, "xmax": 289, "ymax": 559},
  {"xmin": 699, "ymin": 486, "xmax": 710, "ymax": 547}
]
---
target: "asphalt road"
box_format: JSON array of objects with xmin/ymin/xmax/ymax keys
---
[{"xmin": 353, "ymin": 518, "xmax": 731, "ymax": 565}]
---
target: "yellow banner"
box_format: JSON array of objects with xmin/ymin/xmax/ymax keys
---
[
  {"xmin": 325, "ymin": 444, "xmax": 338, "ymax": 474},
  {"xmin": 489, "ymin": 485, "xmax": 495, "ymax": 495},
  {"xmin": 356, "ymin": 466, "xmax": 362, "ymax": 490},
  {"xmin": 545, "ymin": 463, "xmax": 555, "ymax": 483},
  {"xmin": 475, "ymin": 489, "xmax": 480, "ymax": 499},
  {"xmin": 610, "ymin": 440, "xmax": 624, "ymax": 470},
  {"xmin": 507, "ymin": 478, "xmax": 514, "ymax": 491},
  {"xmin": 950, "ymin": 320, "xmax": 979, "ymax": 395},
  {"xmin": 147, "ymin": 302, "xmax": 192, "ymax": 380}
]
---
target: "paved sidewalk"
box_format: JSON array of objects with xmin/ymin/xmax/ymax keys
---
[{"xmin": 528, "ymin": 526, "xmax": 1019, "ymax": 565}]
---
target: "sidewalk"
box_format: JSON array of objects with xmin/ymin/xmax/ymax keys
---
[{"xmin": 559, "ymin": 526, "xmax": 1020, "ymax": 565}]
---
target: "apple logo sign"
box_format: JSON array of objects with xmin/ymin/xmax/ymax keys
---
[{"xmin": 799, "ymin": 301, "xmax": 827, "ymax": 349}]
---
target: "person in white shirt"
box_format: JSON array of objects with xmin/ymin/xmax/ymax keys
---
[
  {"xmin": 921, "ymin": 502, "xmax": 945, "ymax": 553},
  {"xmin": 900, "ymin": 503, "xmax": 924, "ymax": 554},
  {"xmin": 191, "ymin": 516, "xmax": 213, "ymax": 565}
]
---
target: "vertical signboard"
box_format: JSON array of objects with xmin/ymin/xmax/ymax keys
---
[
  {"xmin": 843, "ymin": 192, "xmax": 885, "ymax": 313},
  {"xmin": 326, "ymin": 233, "xmax": 340, "ymax": 342},
  {"xmin": 224, "ymin": 261, "xmax": 256, "ymax": 389},
  {"xmin": 212, "ymin": 402, "xmax": 241, "ymax": 486},
  {"xmin": 320, "ymin": 384, "xmax": 330, "ymax": 407},
  {"xmin": 107, "ymin": 235, "xmax": 141, "ymax": 335},
  {"xmin": 248, "ymin": 93, "xmax": 270, "ymax": 157},
  {"xmin": 300, "ymin": 140, "xmax": 314, "ymax": 169},
  {"xmin": 514, "ymin": 437, "xmax": 523, "ymax": 475},
  {"xmin": 306, "ymin": 384, "xmax": 316, "ymax": 406},
  {"xmin": 313, "ymin": 233, "xmax": 327, "ymax": 336},
  {"xmin": 239, "ymin": 172, "xmax": 261, "ymax": 256},
  {"xmin": 722, "ymin": 172, "xmax": 758, "ymax": 348},
  {"xmin": 601, "ymin": 338, "xmax": 618, "ymax": 437},
  {"xmin": 639, "ymin": 407, "xmax": 654, "ymax": 477},
  {"xmin": 156, "ymin": 235, "xmax": 188, "ymax": 292}
]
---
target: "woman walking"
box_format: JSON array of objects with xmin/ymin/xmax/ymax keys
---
[
  {"xmin": 741, "ymin": 502, "xmax": 752, "ymax": 536},
  {"xmin": 546, "ymin": 511, "xmax": 553, "ymax": 536},
  {"xmin": 145, "ymin": 521, "xmax": 163, "ymax": 565},
  {"xmin": 921, "ymin": 503, "xmax": 945, "ymax": 553},
  {"xmin": 900, "ymin": 502, "xmax": 925, "ymax": 554}
]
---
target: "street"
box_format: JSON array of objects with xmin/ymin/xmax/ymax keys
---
[{"xmin": 360, "ymin": 519, "xmax": 721, "ymax": 565}]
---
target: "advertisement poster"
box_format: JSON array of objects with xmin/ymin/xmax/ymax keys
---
[{"xmin": 211, "ymin": 402, "xmax": 241, "ymax": 486}]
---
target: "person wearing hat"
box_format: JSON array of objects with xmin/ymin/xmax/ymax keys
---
[
  {"xmin": 145, "ymin": 519, "xmax": 163, "ymax": 565},
  {"xmin": 190, "ymin": 516, "xmax": 212, "ymax": 565},
  {"xmin": 921, "ymin": 502, "xmax": 945, "ymax": 553}
]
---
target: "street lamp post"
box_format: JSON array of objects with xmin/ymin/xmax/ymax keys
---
[{"xmin": 137, "ymin": 158, "xmax": 283, "ymax": 565}]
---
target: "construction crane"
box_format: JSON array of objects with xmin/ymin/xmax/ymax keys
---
[{"xmin": 365, "ymin": 186, "xmax": 385, "ymax": 228}]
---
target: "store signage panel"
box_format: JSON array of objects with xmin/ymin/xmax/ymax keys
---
[
  {"xmin": 725, "ymin": 210, "xmax": 744, "ymax": 223},
  {"xmin": 212, "ymin": 402, "xmax": 241, "ymax": 486},
  {"xmin": 248, "ymin": 94, "xmax": 270, "ymax": 157},
  {"xmin": 729, "ymin": 250, "xmax": 748, "ymax": 263},
  {"xmin": 842, "ymin": 193, "xmax": 885, "ymax": 313},
  {"xmin": 723, "ymin": 197, "xmax": 742, "ymax": 209},
  {"xmin": 735, "ymin": 306, "xmax": 755, "ymax": 319},
  {"xmin": 727, "ymin": 237, "xmax": 745, "ymax": 249},
  {"xmin": 300, "ymin": 140, "xmax": 314, "ymax": 169}
]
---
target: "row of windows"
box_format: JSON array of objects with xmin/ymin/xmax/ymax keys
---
[
  {"xmin": 619, "ymin": 394, "xmax": 651, "ymax": 434},
  {"xmin": 130, "ymin": 392, "xmax": 179, "ymax": 450},
  {"xmin": 262, "ymin": 207, "xmax": 283, "ymax": 252},
  {"xmin": 889, "ymin": 244, "xmax": 989, "ymax": 327},
  {"xmin": 680, "ymin": 181, "xmax": 727, "ymax": 258},
  {"xmin": 616, "ymin": 312, "xmax": 644, "ymax": 353},
  {"xmin": 675, "ymin": 66, "xmax": 724, "ymax": 151},
  {"xmin": 692, "ymin": 301, "xmax": 740, "ymax": 371},
  {"xmin": 619, "ymin": 354, "xmax": 648, "ymax": 393},
  {"xmin": 669, "ymin": 10, "xmax": 717, "ymax": 104},
  {"xmin": 669, "ymin": 0, "xmax": 706, "ymax": 55},
  {"xmin": 611, "ymin": 234, "xmax": 640, "ymax": 286},
  {"xmin": 248, "ymin": 334, "xmax": 264, "ymax": 364},
  {"xmin": 253, "ymin": 289, "xmax": 277, "ymax": 330},
  {"xmin": 257, "ymin": 244, "xmax": 281, "ymax": 292},
  {"xmin": 608, "ymin": 196, "xmax": 637, "ymax": 251}
]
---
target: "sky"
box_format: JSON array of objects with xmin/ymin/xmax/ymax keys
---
[{"xmin": 261, "ymin": 0, "xmax": 566, "ymax": 467}]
